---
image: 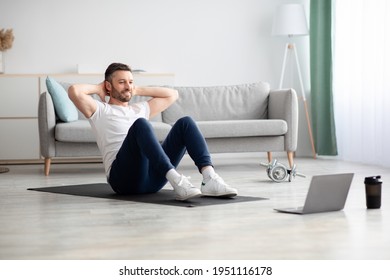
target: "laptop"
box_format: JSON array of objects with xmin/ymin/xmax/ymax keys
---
[{"xmin": 274, "ymin": 173, "xmax": 354, "ymax": 214}]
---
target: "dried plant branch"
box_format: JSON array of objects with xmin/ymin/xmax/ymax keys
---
[{"xmin": 0, "ymin": 29, "xmax": 15, "ymax": 51}]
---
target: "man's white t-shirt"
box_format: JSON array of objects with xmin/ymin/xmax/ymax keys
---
[{"xmin": 88, "ymin": 100, "xmax": 150, "ymax": 178}]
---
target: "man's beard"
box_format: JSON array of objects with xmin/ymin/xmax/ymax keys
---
[{"xmin": 111, "ymin": 87, "xmax": 132, "ymax": 102}]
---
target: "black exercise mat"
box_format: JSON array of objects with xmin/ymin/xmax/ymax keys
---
[{"xmin": 28, "ymin": 183, "xmax": 267, "ymax": 207}]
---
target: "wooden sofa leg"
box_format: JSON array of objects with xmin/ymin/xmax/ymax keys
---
[
  {"xmin": 44, "ymin": 158, "xmax": 51, "ymax": 176},
  {"xmin": 287, "ymin": 151, "xmax": 294, "ymax": 168},
  {"xmin": 267, "ymin": 152, "xmax": 272, "ymax": 163}
]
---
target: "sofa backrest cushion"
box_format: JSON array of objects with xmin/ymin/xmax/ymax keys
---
[{"xmin": 162, "ymin": 82, "xmax": 270, "ymax": 124}]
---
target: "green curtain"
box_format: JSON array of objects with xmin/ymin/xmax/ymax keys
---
[{"xmin": 310, "ymin": 0, "xmax": 338, "ymax": 155}]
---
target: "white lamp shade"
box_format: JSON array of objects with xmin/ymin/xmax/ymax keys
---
[{"xmin": 272, "ymin": 4, "xmax": 309, "ymax": 36}]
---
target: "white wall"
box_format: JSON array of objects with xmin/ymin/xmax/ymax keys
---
[{"xmin": 0, "ymin": 0, "xmax": 312, "ymax": 156}]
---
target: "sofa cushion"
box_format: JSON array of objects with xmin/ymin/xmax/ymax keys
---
[
  {"xmin": 196, "ymin": 120, "xmax": 287, "ymax": 138},
  {"xmin": 55, "ymin": 120, "xmax": 96, "ymax": 142},
  {"xmin": 163, "ymin": 82, "xmax": 270, "ymax": 124},
  {"xmin": 55, "ymin": 120, "xmax": 171, "ymax": 143},
  {"xmin": 149, "ymin": 121, "xmax": 172, "ymax": 141},
  {"xmin": 46, "ymin": 77, "xmax": 79, "ymax": 122}
]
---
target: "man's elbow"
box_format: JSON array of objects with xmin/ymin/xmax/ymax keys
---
[
  {"xmin": 172, "ymin": 89, "xmax": 179, "ymax": 101},
  {"xmin": 68, "ymin": 85, "xmax": 76, "ymax": 99}
]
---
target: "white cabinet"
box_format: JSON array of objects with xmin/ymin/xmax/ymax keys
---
[
  {"xmin": 0, "ymin": 76, "xmax": 40, "ymax": 161},
  {"xmin": 0, "ymin": 73, "xmax": 175, "ymax": 162},
  {"xmin": 0, "ymin": 119, "xmax": 40, "ymax": 160},
  {"xmin": 0, "ymin": 77, "xmax": 39, "ymax": 118}
]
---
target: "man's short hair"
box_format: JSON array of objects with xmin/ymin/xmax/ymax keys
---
[{"xmin": 105, "ymin": 63, "xmax": 132, "ymax": 82}]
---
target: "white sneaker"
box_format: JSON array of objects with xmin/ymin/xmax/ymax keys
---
[
  {"xmin": 171, "ymin": 175, "xmax": 202, "ymax": 201},
  {"xmin": 201, "ymin": 174, "xmax": 238, "ymax": 197}
]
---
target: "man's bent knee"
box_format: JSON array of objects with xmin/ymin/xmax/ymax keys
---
[
  {"xmin": 131, "ymin": 118, "xmax": 152, "ymax": 130},
  {"xmin": 176, "ymin": 116, "xmax": 196, "ymax": 126}
]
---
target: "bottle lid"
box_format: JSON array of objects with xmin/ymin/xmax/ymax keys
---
[{"xmin": 364, "ymin": 175, "xmax": 382, "ymax": 184}]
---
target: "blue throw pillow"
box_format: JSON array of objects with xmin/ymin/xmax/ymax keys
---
[{"xmin": 46, "ymin": 76, "xmax": 78, "ymax": 122}]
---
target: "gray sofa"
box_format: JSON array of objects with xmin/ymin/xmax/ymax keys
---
[{"xmin": 38, "ymin": 82, "xmax": 298, "ymax": 175}]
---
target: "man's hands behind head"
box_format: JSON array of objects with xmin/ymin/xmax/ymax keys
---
[{"xmin": 97, "ymin": 81, "xmax": 109, "ymax": 102}]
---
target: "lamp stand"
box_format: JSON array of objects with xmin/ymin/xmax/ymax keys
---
[
  {"xmin": 0, "ymin": 167, "xmax": 9, "ymax": 173},
  {"xmin": 279, "ymin": 42, "xmax": 316, "ymax": 159}
]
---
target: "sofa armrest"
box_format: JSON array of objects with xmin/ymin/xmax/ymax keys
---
[
  {"xmin": 38, "ymin": 92, "xmax": 56, "ymax": 158},
  {"xmin": 268, "ymin": 88, "xmax": 299, "ymax": 151}
]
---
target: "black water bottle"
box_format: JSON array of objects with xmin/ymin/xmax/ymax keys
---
[{"xmin": 364, "ymin": 176, "xmax": 382, "ymax": 209}]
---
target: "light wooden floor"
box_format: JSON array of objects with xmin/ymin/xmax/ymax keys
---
[{"xmin": 0, "ymin": 153, "xmax": 389, "ymax": 260}]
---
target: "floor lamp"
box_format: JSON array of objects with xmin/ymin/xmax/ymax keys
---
[{"xmin": 272, "ymin": 3, "xmax": 316, "ymax": 159}]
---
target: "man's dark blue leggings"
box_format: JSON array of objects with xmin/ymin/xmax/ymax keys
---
[{"xmin": 108, "ymin": 116, "xmax": 212, "ymax": 194}]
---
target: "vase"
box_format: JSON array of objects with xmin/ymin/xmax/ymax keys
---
[{"xmin": 0, "ymin": 51, "xmax": 3, "ymax": 74}]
